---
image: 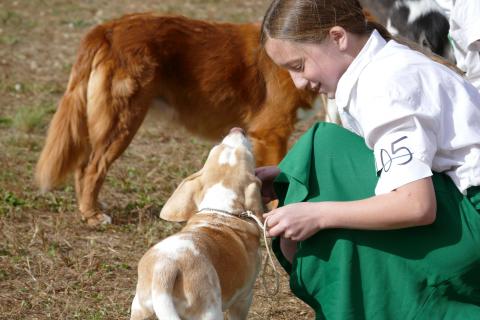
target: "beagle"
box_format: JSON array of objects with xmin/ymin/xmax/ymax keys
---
[{"xmin": 130, "ymin": 127, "xmax": 264, "ymax": 320}]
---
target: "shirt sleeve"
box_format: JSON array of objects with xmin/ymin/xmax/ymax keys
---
[
  {"xmin": 451, "ymin": 0, "xmax": 480, "ymax": 51},
  {"xmin": 372, "ymin": 125, "xmax": 434, "ymax": 194},
  {"xmin": 356, "ymin": 73, "xmax": 437, "ymax": 195}
]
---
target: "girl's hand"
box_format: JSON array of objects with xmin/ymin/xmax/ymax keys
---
[
  {"xmin": 263, "ymin": 177, "xmax": 436, "ymax": 240},
  {"xmin": 264, "ymin": 202, "xmax": 324, "ymax": 241},
  {"xmin": 262, "ymin": 177, "xmax": 436, "ymax": 242},
  {"xmin": 255, "ymin": 166, "xmax": 280, "ymax": 204}
]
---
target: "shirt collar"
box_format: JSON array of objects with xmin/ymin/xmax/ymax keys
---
[{"xmin": 335, "ymin": 29, "xmax": 387, "ymax": 111}]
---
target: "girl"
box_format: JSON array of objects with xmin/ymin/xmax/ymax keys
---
[{"xmin": 256, "ymin": 0, "xmax": 480, "ymax": 318}]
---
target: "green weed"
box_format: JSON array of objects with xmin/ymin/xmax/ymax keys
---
[
  {"xmin": 0, "ymin": 11, "xmax": 23, "ymax": 26},
  {"xmin": 61, "ymin": 19, "xmax": 91, "ymax": 29},
  {"xmin": 0, "ymin": 34, "xmax": 19, "ymax": 45},
  {"xmin": 0, "ymin": 117, "xmax": 12, "ymax": 128},
  {"xmin": 3, "ymin": 191, "xmax": 25, "ymax": 207},
  {"xmin": 12, "ymin": 103, "xmax": 52, "ymax": 133}
]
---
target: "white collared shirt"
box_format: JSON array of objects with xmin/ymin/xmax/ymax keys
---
[
  {"xmin": 434, "ymin": 0, "xmax": 480, "ymax": 90},
  {"xmin": 335, "ymin": 30, "xmax": 480, "ymax": 195},
  {"xmin": 448, "ymin": 0, "xmax": 480, "ymax": 90},
  {"xmin": 434, "ymin": 0, "xmax": 453, "ymax": 17}
]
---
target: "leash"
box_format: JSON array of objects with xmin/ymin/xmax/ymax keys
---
[{"xmin": 197, "ymin": 208, "xmax": 280, "ymax": 296}]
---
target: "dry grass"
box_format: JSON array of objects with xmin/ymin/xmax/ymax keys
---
[
  {"xmin": 0, "ymin": 0, "xmax": 390, "ymax": 318},
  {"xmin": 0, "ymin": 0, "xmax": 320, "ymax": 319}
]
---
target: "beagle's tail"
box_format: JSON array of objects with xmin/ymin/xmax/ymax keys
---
[{"xmin": 151, "ymin": 263, "xmax": 181, "ymax": 320}]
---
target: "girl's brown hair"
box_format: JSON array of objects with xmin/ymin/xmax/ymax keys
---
[
  {"xmin": 260, "ymin": 0, "xmax": 392, "ymax": 45},
  {"xmin": 260, "ymin": 0, "xmax": 463, "ymax": 74}
]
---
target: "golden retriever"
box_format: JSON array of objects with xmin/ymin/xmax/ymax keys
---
[{"xmin": 35, "ymin": 14, "xmax": 316, "ymax": 226}]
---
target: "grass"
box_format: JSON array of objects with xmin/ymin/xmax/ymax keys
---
[
  {"xmin": 12, "ymin": 104, "xmax": 51, "ymax": 134},
  {"xmin": 0, "ymin": 10, "xmax": 23, "ymax": 26},
  {"xmin": 0, "ymin": 34, "xmax": 19, "ymax": 46},
  {"xmin": 0, "ymin": 0, "xmax": 372, "ymax": 318}
]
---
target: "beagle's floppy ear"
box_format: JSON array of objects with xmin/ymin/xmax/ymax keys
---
[
  {"xmin": 244, "ymin": 175, "xmax": 264, "ymax": 217},
  {"xmin": 160, "ymin": 171, "xmax": 203, "ymax": 222}
]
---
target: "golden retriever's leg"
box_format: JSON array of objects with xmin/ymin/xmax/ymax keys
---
[
  {"xmin": 246, "ymin": 86, "xmax": 312, "ymax": 166},
  {"xmin": 75, "ymin": 167, "xmax": 84, "ymax": 202},
  {"xmin": 247, "ymin": 114, "xmax": 292, "ymax": 166},
  {"xmin": 75, "ymin": 163, "xmax": 87, "ymax": 210},
  {"xmin": 249, "ymin": 131, "xmax": 288, "ymax": 166},
  {"xmin": 79, "ymin": 90, "xmax": 153, "ymax": 226},
  {"xmin": 77, "ymin": 147, "xmax": 113, "ymax": 226},
  {"xmin": 74, "ymin": 147, "xmax": 91, "ymax": 212}
]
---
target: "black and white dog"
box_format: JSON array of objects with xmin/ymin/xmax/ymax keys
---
[{"xmin": 386, "ymin": 0, "xmax": 455, "ymax": 62}]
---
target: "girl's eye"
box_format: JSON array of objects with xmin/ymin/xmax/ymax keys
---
[{"xmin": 292, "ymin": 63, "xmax": 303, "ymax": 72}]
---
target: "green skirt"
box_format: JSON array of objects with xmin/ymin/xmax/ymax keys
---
[{"xmin": 273, "ymin": 122, "xmax": 480, "ymax": 319}]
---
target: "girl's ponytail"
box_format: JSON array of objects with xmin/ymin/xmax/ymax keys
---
[{"xmin": 365, "ymin": 18, "xmax": 393, "ymax": 42}]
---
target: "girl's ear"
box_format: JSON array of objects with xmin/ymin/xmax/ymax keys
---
[
  {"xmin": 329, "ymin": 26, "xmax": 348, "ymax": 51},
  {"xmin": 160, "ymin": 170, "xmax": 203, "ymax": 222}
]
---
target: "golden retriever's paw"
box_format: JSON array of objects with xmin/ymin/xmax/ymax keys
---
[{"xmin": 84, "ymin": 212, "xmax": 112, "ymax": 226}]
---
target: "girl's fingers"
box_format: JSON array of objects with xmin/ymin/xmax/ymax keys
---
[
  {"xmin": 266, "ymin": 224, "xmax": 283, "ymax": 237},
  {"xmin": 264, "ymin": 216, "xmax": 285, "ymax": 237},
  {"xmin": 263, "ymin": 211, "xmax": 274, "ymax": 218},
  {"xmin": 263, "ymin": 214, "xmax": 275, "ymax": 228}
]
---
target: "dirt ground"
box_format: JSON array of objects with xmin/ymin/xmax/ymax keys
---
[{"xmin": 0, "ymin": 0, "xmax": 391, "ymax": 319}]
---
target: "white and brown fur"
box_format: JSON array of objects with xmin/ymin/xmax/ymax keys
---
[
  {"xmin": 130, "ymin": 128, "xmax": 263, "ymax": 320},
  {"xmin": 35, "ymin": 13, "xmax": 316, "ymax": 226},
  {"xmin": 387, "ymin": 0, "xmax": 455, "ymax": 62}
]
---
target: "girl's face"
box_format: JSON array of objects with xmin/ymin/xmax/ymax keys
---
[{"xmin": 265, "ymin": 28, "xmax": 354, "ymax": 98}]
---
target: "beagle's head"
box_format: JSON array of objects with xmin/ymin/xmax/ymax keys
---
[{"xmin": 160, "ymin": 128, "xmax": 263, "ymax": 222}]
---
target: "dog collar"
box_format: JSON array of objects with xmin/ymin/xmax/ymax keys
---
[{"xmin": 196, "ymin": 207, "xmax": 256, "ymax": 220}]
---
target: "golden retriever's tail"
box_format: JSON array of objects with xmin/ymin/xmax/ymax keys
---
[{"xmin": 35, "ymin": 26, "xmax": 107, "ymax": 192}]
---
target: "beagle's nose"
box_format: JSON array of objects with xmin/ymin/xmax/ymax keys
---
[{"xmin": 230, "ymin": 127, "xmax": 245, "ymax": 135}]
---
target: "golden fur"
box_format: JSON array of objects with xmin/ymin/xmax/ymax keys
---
[{"xmin": 35, "ymin": 13, "xmax": 316, "ymax": 225}]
